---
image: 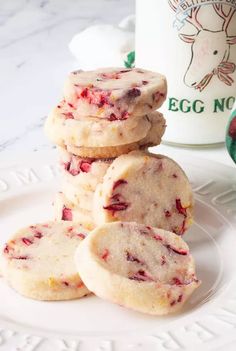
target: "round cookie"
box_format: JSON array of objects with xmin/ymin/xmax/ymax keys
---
[
  {"xmin": 75, "ymin": 222, "xmax": 200, "ymax": 315},
  {"xmin": 45, "ymin": 101, "xmax": 153, "ymax": 147},
  {"xmin": 54, "ymin": 192, "xmax": 94, "ymax": 230},
  {"xmin": 93, "ymin": 151, "xmax": 193, "ymax": 235},
  {"xmin": 63, "ymin": 67, "xmax": 167, "ymax": 119},
  {"xmin": 59, "ymin": 147, "xmax": 113, "ymax": 191},
  {"xmin": 65, "ymin": 112, "xmax": 166, "ymax": 159},
  {"xmin": 1, "ymin": 221, "xmax": 90, "ymax": 301}
]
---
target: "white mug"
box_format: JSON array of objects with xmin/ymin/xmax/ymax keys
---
[{"xmin": 136, "ymin": 0, "xmax": 236, "ymax": 145}]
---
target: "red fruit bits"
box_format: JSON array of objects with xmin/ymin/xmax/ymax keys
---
[
  {"xmin": 22, "ymin": 238, "xmax": 33, "ymax": 246},
  {"xmin": 103, "ymin": 202, "xmax": 129, "ymax": 212},
  {"xmin": 101, "ymin": 249, "xmax": 110, "ymax": 261},
  {"xmin": 80, "ymin": 160, "xmax": 92, "ymax": 173},
  {"xmin": 127, "ymin": 88, "xmax": 141, "ymax": 98},
  {"xmin": 176, "ymin": 199, "xmax": 187, "ymax": 217},
  {"xmin": 62, "ymin": 207, "xmax": 72, "ymax": 221}
]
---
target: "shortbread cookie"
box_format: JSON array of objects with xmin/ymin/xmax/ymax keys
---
[
  {"xmin": 63, "ymin": 67, "xmax": 167, "ymax": 119},
  {"xmin": 75, "ymin": 222, "xmax": 200, "ymax": 315},
  {"xmin": 59, "ymin": 147, "xmax": 113, "ymax": 191},
  {"xmin": 45, "ymin": 101, "xmax": 153, "ymax": 147},
  {"xmin": 61, "ymin": 181, "xmax": 94, "ymax": 212},
  {"xmin": 93, "ymin": 151, "xmax": 193, "ymax": 235},
  {"xmin": 65, "ymin": 113, "xmax": 166, "ymax": 158},
  {"xmin": 1, "ymin": 221, "xmax": 90, "ymax": 301},
  {"xmin": 54, "ymin": 192, "xmax": 94, "ymax": 229}
]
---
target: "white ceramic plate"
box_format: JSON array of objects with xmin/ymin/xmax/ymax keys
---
[{"xmin": 0, "ymin": 151, "xmax": 236, "ymax": 351}]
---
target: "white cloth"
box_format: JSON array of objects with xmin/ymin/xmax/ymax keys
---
[{"xmin": 69, "ymin": 15, "xmax": 135, "ymax": 69}]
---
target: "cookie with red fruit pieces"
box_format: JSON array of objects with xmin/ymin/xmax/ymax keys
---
[
  {"xmin": 59, "ymin": 147, "xmax": 113, "ymax": 191},
  {"xmin": 75, "ymin": 222, "xmax": 200, "ymax": 315},
  {"xmin": 93, "ymin": 151, "xmax": 193, "ymax": 235},
  {"xmin": 65, "ymin": 112, "xmax": 166, "ymax": 159},
  {"xmin": 63, "ymin": 67, "xmax": 167, "ymax": 119},
  {"xmin": 45, "ymin": 100, "xmax": 154, "ymax": 148},
  {"xmin": 54, "ymin": 192, "xmax": 94, "ymax": 229},
  {"xmin": 0, "ymin": 221, "xmax": 90, "ymax": 301}
]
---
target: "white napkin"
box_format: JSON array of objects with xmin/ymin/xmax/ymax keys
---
[{"xmin": 69, "ymin": 15, "xmax": 135, "ymax": 69}]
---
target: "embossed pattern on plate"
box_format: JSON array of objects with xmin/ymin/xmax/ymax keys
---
[{"xmin": 0, "ymin": 151, "xmax": 236, "ymax": 351}]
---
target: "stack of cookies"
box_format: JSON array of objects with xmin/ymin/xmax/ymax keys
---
[
  {"xmin": 45, "ymin": 67, "xmax": 174, "ymax": 229},
  {"xmin": 0, "ymin": 68, "xmax": 199, "ymax": 312}
]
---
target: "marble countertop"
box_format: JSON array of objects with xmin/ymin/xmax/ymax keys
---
[
  {"xmin": 0, "ymin": 0, "xmax": 134, "ymax": 153},
  {"xmin": 0, "ymin": 0, "xmax": 235, "ymax": 169}
]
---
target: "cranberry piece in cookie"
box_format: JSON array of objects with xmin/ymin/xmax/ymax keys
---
[{"xmin": 54, "ymin": 192, "xmax": 94, "ymax": 230}]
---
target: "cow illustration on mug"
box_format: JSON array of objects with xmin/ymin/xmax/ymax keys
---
[{"xmin": 168, "ymin": 1, "xmax": 236, "ymax": 91}]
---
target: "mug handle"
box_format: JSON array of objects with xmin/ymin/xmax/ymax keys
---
[{"xmin": 226, "ymin": 102, "xmax": 236, "ymax": 164}]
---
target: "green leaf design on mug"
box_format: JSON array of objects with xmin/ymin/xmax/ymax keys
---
[
  {"xmin": 226, "ymin": 108, "xmax": 236, "ymax": 164},
  {"xmin": 124, "ymin": 51, "xmax": 135, "ymax": 68}
]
